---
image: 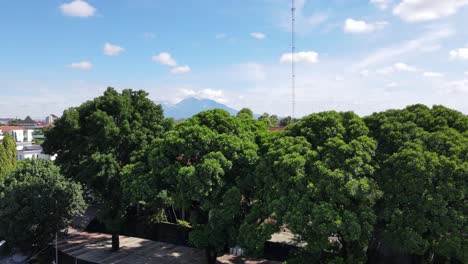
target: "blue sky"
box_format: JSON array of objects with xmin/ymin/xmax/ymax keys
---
[{"xmin": 1, "ymin": 0, "xmax": 468, "ymax": 118}]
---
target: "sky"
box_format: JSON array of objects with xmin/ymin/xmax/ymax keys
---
[{"xmin": 1, "ymin": 0, "xmax": 468, "ymax": 119}]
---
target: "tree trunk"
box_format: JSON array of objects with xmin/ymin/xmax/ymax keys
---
[
  {"xmin": 205, "ymin": 248, "xmax": 217, "ymax": 264},
  {"xmin": 111, "ymin": 233, "xmax": 119, "ymax": 251}
]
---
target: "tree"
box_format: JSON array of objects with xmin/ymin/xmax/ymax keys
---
[
  {"xmin": 237, "ymin": 108, "xmax": 254, "ymax": 119},
  {"xmin": 258, "ymin": 113, "xmax": 271, "ymax": 126},
  {"xmin": 43, "ymin": 87, "xmax": 173, "ymax": 251},
  {"xmin": 364, "ymin": 105, "xmax": 467, "ymax": 262},
  {"xmin": 0, "ymin": 134, "xmax": 16, "ymax": 178},
  {"xmin": 279, "ymin": 116, "xmax": 292, "ymax": 126},
  {"xmin": 270, "ymin": 115, "xmax": 279, "ymax": 126},
  {"xmin": 240, "ymin": 111, "xmax": 381, "ymax": 263},
  {"xmin": 127, "ymin": 109, "xmax": 265, "ymax": 264},
  {"xmin": 0, "ymin": 159, "xmax": 85, "ymax": 250}
]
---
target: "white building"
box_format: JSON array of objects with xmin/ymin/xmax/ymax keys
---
[
  {"xmin": 45, "ymin": 114, "xmax": 58, "ymax": 125},
  {"xmin": 0, "ymin": 126, "xmax": 33, "ymax": 142},
  {"xmin": 0, "ymin": 126, "xmax": 55, "ymax": 161},
  {"xmin": 16, "ymin": 142, "xmax": 56, "ymax": 161}
]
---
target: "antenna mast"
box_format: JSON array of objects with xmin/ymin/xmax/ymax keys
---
[{"xmin": 291, "ymin": 0, "xmax": 296, "ymax": 119}]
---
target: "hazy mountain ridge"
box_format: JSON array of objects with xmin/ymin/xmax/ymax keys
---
[{"xmin": 162, "ymin": 97, "xmax": 238, "ymax": 120}]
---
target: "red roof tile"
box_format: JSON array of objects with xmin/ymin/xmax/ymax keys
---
[{"xmin": 0, "ymin": 126, "xmax": 25, "ymax": 132}]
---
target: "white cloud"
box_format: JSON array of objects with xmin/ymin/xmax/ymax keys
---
[
  {"xmin": 394, "ymin": 62, "xmax": 420, "ymax": 72},
  {"xmin": 354, "ymin": 26, "xmax": 454, "ymax": 70},
  {"xmin": 152, "ymin": 52, "xmax": 177, "ymax": 66},
  {"xmin": 387, "ymin": 82, "xmax": 399, "ymax": 87},
  {"xmin": 60, "ymin": 0, "xmax": 96, "ymax": 17},
  {"xmin": 280, "ymin": 51, "xmax": 319, "ymax": 64},
  {"xmin": 444, "ymin": 79, "xmax": 468, "ymax": 93},
  {"xmin": 370, "ymin": 0, "xmax": 392, "ymax": 10},
  {"xmin": 171, "ymin": 65, "xmax": 191, "ymax": 74},
  {"xmin": 103, "ymin": 43, "xmax": 124, "ymax": 56},
  {"xmin": 250, "ymin": 32, "xmax": 266, "ymax": 40},
  {"xmin": 344, "ymin": 18, "xmax": 388, "ymax": 33},
  {"xmin": 465, "ymin": 71, "xmax": 468, "ymax": 76},
  {"xmin": 179, "ymin": 88, "xmax": 227, "ymax": 103},
  {"xmin": 376, "ymin": 62, "xmax": 421, "ymax": 75},
  {"xmin": 67, "ymin": 61, "xmax": 93, "ymax": 70},
  {"xmin": 423, "ymin": 71, "xmax": 444, "ymax": 77},
  {"xmin": 376, "ymin": 66, "xmax": 394, "ymax": 75},
  {"xmin": 393, "ymin": 0, "xmax": 468, "ymax": 22},
  {"xmin": 450, "ymin": 48, "xmax": 468, "ymax": 60}
]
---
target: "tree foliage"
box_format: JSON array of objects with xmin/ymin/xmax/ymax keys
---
[
  {"xmin": 0, "ymin": 134, "xmax": 16, "ymax": 178},
  {"xmin": 125, "ymin": 109, "xmax": 265, "ymax": 262},
  {"xmin": 43, "ymin": 87, "xmax": 173, "ymax": 250},
  {"xmin": 0, "ymin": 159, "xmax": 85, "ymax": 250},
  {"xmin": 237, "ymin": 108, "xmax": 254, "ymax": 119},
  {"xmin": 365, "ymin": 104, "xmax": 467, "ymax": 262},
  {"xmin": 240, "ymin": 111, "xmax": 381, "ymax": 263}
]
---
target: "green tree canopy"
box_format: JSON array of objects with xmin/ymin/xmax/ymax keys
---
[
  {"xmin": 126, "ymin": 109, "xmax": 265, "ymax": 263},
  {"xmin": 43, "ymin": 87, "xmax": 173, "ymax": 250},
  {"xmin": 279, "ymin": 116, "xmax": 292, "ymax": 126},
  {"xmin": 258, "ymin": 113, "xmax": 271, "ymax": 127},
  {"xmin": 0, "ymin": 134, "xmax": 16, "ymax": 178},
  {"xmin": 237, "ymin": 108, "xmax": 254, "ymax": 119},
  {"xmin": 0, "ymin": 159, "xmax": 85, "ymax": 250},
  {"xmin": 269, "ymin": 115, "xmax": 279, "ymax": 126},
  {"xmin": 364, "ymin": 104, "xmax": 467, "ymax": 262},
  {"xmin": 240, "ymin": 111, "xmax": 381, "ymax": 263}
]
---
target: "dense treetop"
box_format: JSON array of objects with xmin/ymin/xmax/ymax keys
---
[
  {"xmin": 240, "ymin": 111, "xmax": 382, "ymax": 263},
  {"xmin": 0, "ymin": 159, "xmax": 85, "ymax": 250},
  {"xmin": 0, "ymin": 134, "xmax": 16, "ymax": 179},
  {"xmin": 43, "ymin": 87, "xmax": 173, "ymax": 250},
  {"xmin": 364, "ymin": 105, "xmax": 467, "ymax": 262}
]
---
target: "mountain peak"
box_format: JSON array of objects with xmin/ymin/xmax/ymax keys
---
[{"xmin": 163, "ymin": 97, "xmax": 237, "ymax": 119}]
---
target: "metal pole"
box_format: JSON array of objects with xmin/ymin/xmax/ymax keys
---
[
  {"xmin": 291, "ymin": 0, "xmax": 296, "ymax": 119},
  {"xmin": 55, "ymin": 232, "xmax": 58, "ymax": 264}
]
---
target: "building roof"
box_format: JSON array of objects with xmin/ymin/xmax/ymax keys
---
[
  {"xmin": 268, "ymin": 126, "xmax": 286, "ymax": 132},
  {"xmin": 0, "ymin": 126, "xmax": 25, "ymax": 132}
]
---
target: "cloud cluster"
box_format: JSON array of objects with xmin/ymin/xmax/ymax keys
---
[
  {"xmin": 423, "ymin": 72, "xmax": 444, "ymax": 78},
  {"xmin": 152, "ymin": 52, "xmax": 177, "ymax": 67},
  {"xmin": 280, "ymin": 51, "xmax": 319, "ymax": 64},
  {"xmin": 67, "ymin": 61, "xmax": 93, "ymax": 70},
  {"xmin": 179, "ymin": 88, "xmax": 226, "ymax": 103},
  {"xmin": 250, "ymin": 32, "xmax": 266, "ymax": 40},
  {"xmin": 394, "ymin": 0, "xmax": 468, "ymax": 22},
  {"xmin": 171, "ymin": 66, "xmax": 191, "ymax": 74},
  {"xmin": 370, "ymin": 0, "xmax": 392, "ymax": 10},
  {"xmin": 103, "ymin": 43, "xmax": 125, "ymax": 56},
  {"xmin": 344, "ymin": 18, "xmax": 388, "ymax": 33},
  {"xmin": 152, "ymin": 52, "xmax": 191, "ymax": 74},
  {"xmin": 450, "ymin": 48, "xmax": 468, "ymax": 60},
  {"xmin": 60, "ymin": 0, "xmax": 96, "ymax": 17},
  {"xmin": 376, "ymin": 62, "xmax": 421, "ymax": 75}
]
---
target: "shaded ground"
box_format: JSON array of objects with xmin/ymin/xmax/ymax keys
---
[{"xmin": 57, "ymin": 229, "xmax": 279, "ymax": 264}]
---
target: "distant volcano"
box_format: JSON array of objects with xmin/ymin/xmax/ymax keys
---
[{"xmin": 162, "ymin": 97, "xmax": 238, "ymax": 120}]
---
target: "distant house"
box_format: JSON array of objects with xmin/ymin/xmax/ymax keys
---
[
  {"xmin": 45, "ymin": 114, "xmax": 58, "ymax": 125},
  {"xmin": 0, "ymin": 118, "xmax": 13, "ymax": 125},
  {"xmin": 15, "ymin": 142, "xmax": 56, "ymax": 161},
  {"xmin": 16, "ymin": 115, "xmax": 39, "ymax": 127},
  {"xmin": 0, "ymin": 126, "xmax": 55, "ymax": 161},
  {"xmin": 0, "ymin": 126, "xmax": 33, "ymax": 142}
]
